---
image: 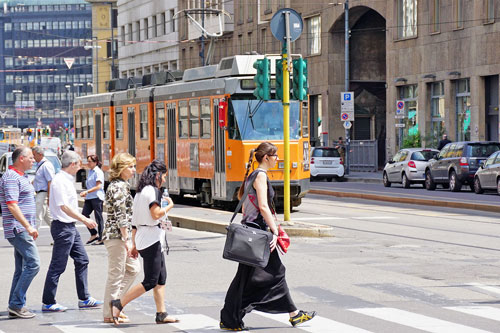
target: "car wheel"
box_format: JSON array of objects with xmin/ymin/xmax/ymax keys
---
[
  {"xmin": 383, "ymin": 172, "xmax": 391, "ymax": 187},
  {"xmin": 402, "ymin": 173, "xmax": 411, "ymax": 189},
  {"xmin": 497, "ymin": 178, "xmax": 500, "ymax": 196},
  {"xmin": 449, "ymin": 171, "xmax": 462, "ymax": 192},
  {"xmin": 425, "ymin": 170, "xmax": 436, "ymax": 190},
  {"xmin": 335, "ymin": 176, "xmax": 345, "ymax": 182},
  {"xmin": 474, "ymin": 177, "xmax": 484, "ymax": 194}
]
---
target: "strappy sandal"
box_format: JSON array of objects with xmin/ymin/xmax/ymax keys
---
[
  {"xmin": 110, "ymin": 299, "xmax": 123, "ymax": 325},
  {"xmin": 155, "ymin": 311, "xmax": 179, "ymax": 324}
]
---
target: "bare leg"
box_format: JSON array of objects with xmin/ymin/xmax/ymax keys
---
[
  {"xmin": 111, "ymin": 283, "xmax": 146, "ymax": 319},
  {"xmin": 153, "ymin": 284, "xmax": 166, "ymax": 313}
]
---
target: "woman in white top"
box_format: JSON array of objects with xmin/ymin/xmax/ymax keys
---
[{"xmin": 110, "ymin": 160, "xmax": 177, "ymax": 325}]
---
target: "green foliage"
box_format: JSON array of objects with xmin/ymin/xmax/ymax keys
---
[{"xmin": 402, "ymin": 131, "xmax": 422, "ymax": 148}]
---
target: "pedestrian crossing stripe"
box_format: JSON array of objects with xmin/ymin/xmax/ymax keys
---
[
  {"xmin": 446, "ymin": 306, "xmax": 500, "ymax": 322},
  {"xmin": 466, "ymin": 282, "xmax": 500, "ymax": 297},
  {"xmin": 351, "ymin": 307, "xmax": 491, "ymax": 333},
  {"xmin": 52, "ymin": 322, "xmax": 123, "ymax": 333},
  {"xmin": 254, "ymin": 311, "xmax": 372, "ymax": 333},
  {"xmin": 169, "ymin": 314, "xmax": 220, "ymax": 332}
]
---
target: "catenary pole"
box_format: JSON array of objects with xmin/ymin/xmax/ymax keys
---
[{"xmin": 344, "ymin": 0, "xmax": 350, "ymax": 175}]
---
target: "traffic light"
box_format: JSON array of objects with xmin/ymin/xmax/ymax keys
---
[
  {"xmin": 275, "ymin": 59, "xmax": 283, "ymax": 101},
  {"xmin": 253, "ymin": 58, "xmax": 270, "ymax": 101},
  {"xmin": 292, "ymin": 58, "xmax": 308, "ymax": 101}
]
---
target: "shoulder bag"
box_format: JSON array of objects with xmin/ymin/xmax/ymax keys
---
[{"xmin": 222, "ymin": 170, "xmax": 273, "ymax": 268}]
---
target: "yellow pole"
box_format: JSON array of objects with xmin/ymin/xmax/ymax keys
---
[{"xmin": 283, "ymin": 51, "xmax": 290, "ymax": 221}]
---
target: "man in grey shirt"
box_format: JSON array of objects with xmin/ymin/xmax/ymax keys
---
[{"xmin": 32, "ymin": 147, "xmax": 55, "ymax": 230}]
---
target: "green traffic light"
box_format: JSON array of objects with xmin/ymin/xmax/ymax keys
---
[
  {"xmin": 292, "ymin": 58, "xmax": 308, "ymax": 101},
  {"xmin": 253, "ymin": 58, "xmax": 271, "ymax": 101},
  {"xmin": 275, "ymin": 59, "xmax": 283, "ymax": 101}
]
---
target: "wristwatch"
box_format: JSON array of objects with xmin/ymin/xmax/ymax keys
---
[{"xmin": 121, "ymin": 236, "xmax": 130, "ymax": 242}]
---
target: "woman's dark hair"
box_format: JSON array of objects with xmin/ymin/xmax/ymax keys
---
[
  {"xmin": 87, "ymin": 154, "xmax": 102, "ymax": 168},
  {"xmin": 237, "ymin": 142, "xmax": 277, "ymax": 199},
  {"xmin": 137, "ymin": 159, "xmax": 167, "ymax": 192}
]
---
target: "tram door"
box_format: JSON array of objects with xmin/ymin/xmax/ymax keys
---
[
  {"xmin": 127, "ymin": 106, "xmax": 136, "ymax": 156},
  {"xmin": 213, "ymin": 98, "xmax": 226, "ymax": 200},
  {"xmin": 167, "ymin": 103, "xmax": 180, "ymax": 194},
  {"xmin": 94, "ymin": 110, "xmax": 102, "ymax": 162}
]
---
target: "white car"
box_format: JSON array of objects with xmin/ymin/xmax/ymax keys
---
[
  {"xmin": 0, "ymin": 150, "xmax": 62, "ymax": 182},
  {"xmin": 310, "ymin": 147, "xmax": 345, "ymax": 182},
  {"xmin": 383, "ymin": 148, "xmax": 439, "ymax": 188}
]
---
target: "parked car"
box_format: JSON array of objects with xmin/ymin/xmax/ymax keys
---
[
  {"xmin": 425, "ymin": 141, "xmax": 500, "ymax": 192},
  {"xmin": 383, "ymin": 148, "xmax": 439, "ymax": 188},
  {"xmin": 473, "ymin": 150, "xmax": 500, "ymax": 194},
  {"xmin": 0, "ymin": 150, "xmax": 61, "ymax": 183},
  {"xmin": 310, "ymin": 147, "xmax": 344, "ymax": 182}
]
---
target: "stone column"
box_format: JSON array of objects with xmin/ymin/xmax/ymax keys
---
[
  {"xmin": 444, "ymin": 79, "xmax": 456, "ymax": 141},
  {"xmin": 471, "ymin": 75, "xmax": 485, "ymax": 141},
  {"xmin": 386, "ymin": 83, "xmax": 398, "ymax": 158},
  {"xmin": 417, "ymin": 81, "xmax": 430, "ymax": 146}
]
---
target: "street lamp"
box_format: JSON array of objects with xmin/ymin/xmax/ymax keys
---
[
  {"xmin": 84, "ymin": 40, "xmax": 101, "ymax": 93},
  {"xmin": 12, "ymin": 89, "xmax": 22, "ymax": 128},
  {"xmin": 65, "ymin": 84, "xmax": 72, "ymax": 131}
]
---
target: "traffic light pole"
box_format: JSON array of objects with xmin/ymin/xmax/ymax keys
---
[
  {"xmin": 282, "ymin": 45, "xmax": 291, "ymax": 222},
  {"xmin": 344, "ymin": 0, "xmax": 350, "ymax": 175}
]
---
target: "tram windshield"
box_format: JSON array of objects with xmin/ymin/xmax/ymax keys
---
[{"xmin": 229, "ymin": 99, "xmax": 301, "ymax": 140}]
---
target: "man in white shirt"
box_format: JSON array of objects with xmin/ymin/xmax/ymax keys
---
[{"xmin": 41, "ymin": 151, "xmax": 103, "ymax": 312}]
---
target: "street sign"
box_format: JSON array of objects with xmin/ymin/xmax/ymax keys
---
[
  {"xmin": 395, "ymin": 123, "xmax": 405, "ymax": 128},
  {"xmin": 340, "ymin": 92, "xmax": 354, "ymax": 121},
  {"xmin": 396, "ymin": 100, "xmax": 405, "ymax": 115},
  {"xmin": 64, "ymin": 57, "xmax": 75, "ymax": 69},
  {"xmin": 395, "ymin": 115, "xmax": 405, "ymax": 119},
  {"xmin": 270, "ymin": 8, "xmax": 303, "ymax": 43},
  {"xmin": 343, "ymin": 121, "xmax": 352, "ymax": 129}
]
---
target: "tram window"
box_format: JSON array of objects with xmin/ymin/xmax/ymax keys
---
[
  {"xmin": 302, "ymin": 102, "xmax": 308, "ymax": 138},
  {"xmin": 116, "ymin": 107, "xmax": 123, "ymax": 139},
  {"xmin": 103, "ymin": 108, "xmax": 110, "ymax": 139},
  {"xmin": 75, "ymin": 111, "xmax": 81, "ymax": 139},
  {"xmin": 140, "ymin": 104, "xmax": 148, "ymax": 140},
  {"xmin": 200, "ymin": 99, "xmax": 211, "ymax": 138},
  {"xmin": 88, "ymin": 110, "xmax": 94, "ymax": 139},
  {"xmin": 81, "ymin": 110, "xmax": 88, "ymax": 139},
  {"xmin": 189, "ymin": 99, "xmax": 199, "ymax": 138},
  {"xmin": 178, "ymin": 101, "xmax": 188, "ymax": 138},
  {"xmin": 156, "ymin": 103, "xmax": 165, "ymax": 139}
]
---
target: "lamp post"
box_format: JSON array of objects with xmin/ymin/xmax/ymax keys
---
[
  {"xmin": 12, "ymin": 89, "xmax": 22, "ymax": 128},
  {"xmin": 84, "ymin": 39, "xmax": 101, "ymax": 93},
  {"xmin": 65, "ymin": 84, "xmax": 71, "ymax": 130}
]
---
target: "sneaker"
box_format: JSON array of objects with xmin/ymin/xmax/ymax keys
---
[
  {"xmin": 42, "ymin": 303, "xmax": 67, "ymax": 312},
  {"xmin": 78, "ymin": 297, "xmax": 103, "ymax": 308},
  {"xmin": 219, "ymin": 322, "xmax": 247, "ymax": 331},
  {"xmin": 8, "ymin": 307, "xmax": 36, "ymax": 319},
  {"xmin": 289, "ymin": 310, "xmax": 316, "ymax": 327}
]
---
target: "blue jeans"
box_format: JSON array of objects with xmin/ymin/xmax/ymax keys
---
[
  {"xmin": 7, "ymin": 229, "xmax": 41, "ymax": 309},
  {"xmin": 42, "ymin": 220, "xmax": 90, "ymax": 304}
]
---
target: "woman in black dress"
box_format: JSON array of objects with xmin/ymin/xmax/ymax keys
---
[{"xmin": 220, "ymin": 142, "xmax": 316, "ymax": 330}]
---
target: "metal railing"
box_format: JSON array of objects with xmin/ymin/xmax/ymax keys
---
[{"xmin": 349, "ymin": 140, "xmax": 378, "ymax": 172}]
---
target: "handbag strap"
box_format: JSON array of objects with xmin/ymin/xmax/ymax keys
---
[{"xmin": 230, "ymin": 169, "xmax": 264, "ymax": 224}]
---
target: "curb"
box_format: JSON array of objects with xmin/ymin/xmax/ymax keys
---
[
  {"xmin": 345, "ymin": 177, "xmax": 383, "ymax": 184},
  {"xmin": 79, "ymin": 199, "xmax": 335, "ymax": 238},
  {"xmin": 310, "ymin": 189, "xmax": 500, "ymax": 213}
]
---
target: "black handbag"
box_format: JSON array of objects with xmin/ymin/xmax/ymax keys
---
[{"xmin": 222, "ymin": 171, "xmax": 272, "ymax": 268}]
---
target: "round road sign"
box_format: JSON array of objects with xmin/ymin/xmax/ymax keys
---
[
  {"xmin": 397, "ymin": 101, "xmax": 405, "ymax": 110},
  {"xmin": 343, "ymin": 121, "xmax": 352, "ymax": 129},
  {"xmin": 270, "ymin": 8, "xmax": 303, "ymax": 43},
  {"xmin": 341, "ymin": 113, "xmax": 349, "ymax": 121}
]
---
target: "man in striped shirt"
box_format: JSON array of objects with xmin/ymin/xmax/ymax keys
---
[{"xmin": 0, "ymin": 147, "xmax": 40, "ymax": 319}]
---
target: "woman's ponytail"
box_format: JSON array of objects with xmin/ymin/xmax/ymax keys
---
[{"xmin": 237, "ymin": 149, "xmax": 255, "ymax": 199}]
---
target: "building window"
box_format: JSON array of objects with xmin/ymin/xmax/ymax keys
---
[
  {"xmin": 278, "ymin": 0, "xmax": 285, "ymax": 9},
  {"xmin": 4, "ymin": 23, "xmax": 12, "ymax": 31},
  {"xmin": 238, "ymin": 2, "xmax": 244, "ymax": 24},
  {"xmin": 121, "ymin": 26, "xmax": 125, "ymax": 45},
  {"xmin": 397, "ymin": 0, "xmax": 417, "ymax": 38},
  {"xmin": 307, "ymin": 16, "xmax": 321, "ymax": 55},
  {"xmin": 143, "ymin": 18, "xmax": 149, "ymax": 40},
  {"xmin": 456, "ymin": 79, "xmax": 470, "ymax": 141},
  {"xmin": 248, "ymin": 2, "xmax": 253, "ymax": 22},
  {"xmin": 398, "ymin": 85, "xmax": 418, "ymax": 148},
  {"xmin": 152, "ymin": 16, "xmax": 157, "ymax": 38},
  {"xmin": 430, "ymin": 82, "xmax": 445, "ymax": 147},
  {"xmin": 238, "ymin": 34, "xmax": 243, "ymax": 54},
  {"xmin": 170, "ymin": 9, "xmax": 175, "ymax": 32},
  {"xmin": 265, "ymin": 0, "xmax": 272, "ymax": 13},
  {"xmin": 4, "ymin": 40, "xmax": 12, "ymax": 48},
  {"xmin": 248, "ymin": 32, "xmax": 252, "ymax": 52},
  {"xmin": 128, "ymin": 23, "xmax": 133, "ymax": 42},
  {"xmin": 161, "ymin": 13, "xmax": 166, "ymax": 35},
  {"xmin": 430, "ymin": 0, "xmax": 440, "ymax": 33},
  {"xmin": 455, "ymin": 0, "xmax": 464, "ymax": 29},
  {"xmin": 260, "ymin": 28, "xmax": 267, "ymax": 54},
  {"xmin": 485, "ymin": 0, "xmax": 495, "ymax": 23},
  {"xmin": 135, "ymin": 21, "xmax": 140, "ymax": 41}
]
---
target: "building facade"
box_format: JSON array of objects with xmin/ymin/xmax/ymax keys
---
[
  {"xmin": 86, "ymin": 0, "xmax": 118, "ymax": 94},
  {"xmin": 0, "ymin": 0, "xmax": 92, "ymax": 129},
  {"xmin": 117, "ymin": 0, "xmax": 179, "ymax": 78}
]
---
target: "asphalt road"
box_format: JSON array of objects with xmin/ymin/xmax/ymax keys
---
[
  {"xmin": 311, "ymin": 179, "xmax": 500, "ymax": 205},
  {"xmin": 1, "ymin": 195, "xmax": 500, "ymax": 332}
]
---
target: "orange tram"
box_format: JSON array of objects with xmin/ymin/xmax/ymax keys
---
[{"xmin": 73, "ymin": 55, "xmax": 311, "ymax": 208}]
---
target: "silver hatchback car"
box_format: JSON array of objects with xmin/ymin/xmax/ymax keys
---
[{"xmin": 383, "ymin": 148, "xmax": 439, "ymax": 188}]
